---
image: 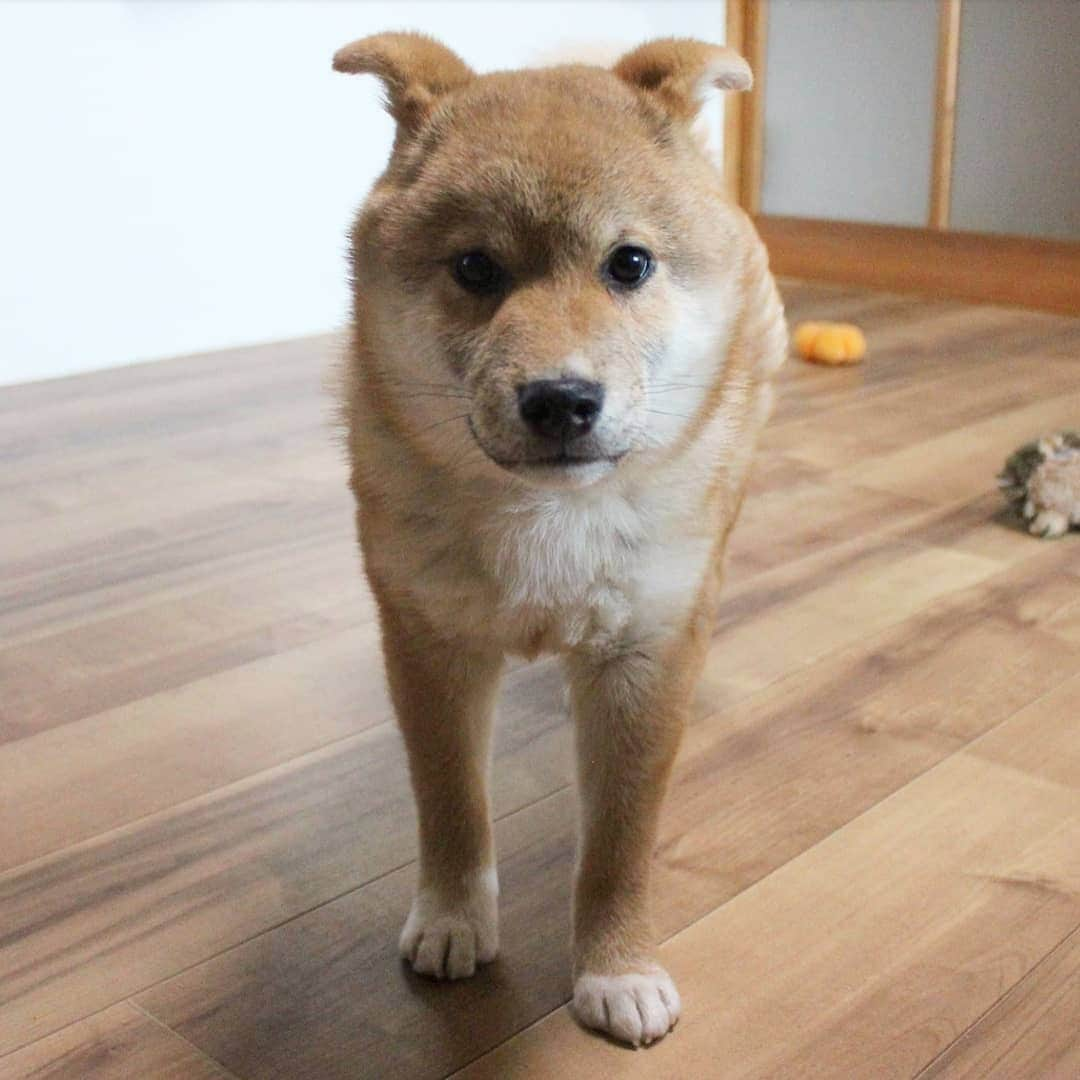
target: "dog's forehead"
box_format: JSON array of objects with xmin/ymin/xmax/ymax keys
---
[
  {"xmin": 439, "ymin": 65, "xmax": 666, "ymax": 161},
  {"xmin": 389, "ymin": 67, "xmax": 678, "ymax": 253}
]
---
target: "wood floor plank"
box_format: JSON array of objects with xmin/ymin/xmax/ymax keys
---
[
  {"xmin": 0, "ymin": 660, "xmax": 569, "ymax": 1057},
  {"xmin": 0, "ymin": 1003, "xmax": 234, "ymax": 1080},
  {"xmin": 899, "ymin": 491, "xmax": 1050, "ymax": 566},
  {"xmin": 965, "ymin": 672, "xmax": 1080, "ymax": 792},
  {"xmin": 770, "ymin": 301, "xmax": 1079, "ymax": 426},
  {"xmin": 724, "ymin": 475, "xmax": 934, "ymax": 586},
  {"xmin": 704, "ymin": 533, "xmax": 1001, "ymax": 702},
  {"xmin": 456, "ymin": 683, "xmax": 1080, "ymax": 1079},
  {"xmin": 135, "ymin": 792, "xmax": 578, "ymax": 1080},
  {"xmin": 0, "ymin": 528, "xmax": 362, "ymax": 655},
  {"xmin": 920, "ymin": 923, "xmax": 1080, "ymax": 1079},
  {"xmin": 1048, "ymin": 597, "xmax": 1080, "ymax": 645},
  {"xmin": 0, "ymin": 486, "xmax": 352, "ymax": 643},
  {"xmin": 0, "ymin": 333, "xmax": 335, "ymax": 424},
  {"xmin": 0, "ymin": 336, "xmax": 335, "ymax": 483},
  {"xmin": 0, "ymin": 416, "xmax": 338, "ymax": 528},
  {"xmin": 668, "ymin": 545, "xmax": 1080, "ymax": 936},
  {"xmin": 764, "ymin": 353, "xmax": 1080, "ymax": 471},
  {"xmin": 0, "ymin": 536, "xmax": 371, "ymax": 738},
  {"xmin": 119, "ymin": 551, "xmax": 1080, "ymax": 1080},
  {"xmin": 840, "ymin": 387, "xmax": 1080, "ymax": 505},
  {"xmin": 0, "ymin": 622, "xmax": 385, "ymax": 870},
  {"xmin": 2, "ymin": 459, "xmax": 290, "ymax": 564},
  {"xmin": 0, "ymin": 402, "xmax": 332, "ymax": 541}
]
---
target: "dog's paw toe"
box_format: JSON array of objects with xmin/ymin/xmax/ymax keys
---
[
  {"xmin": 401, "ymin": 915, "xmax": 491, "ymax": 978},
  {"xmin": 573, "ymin": 967, "xmax": 681, "ymax": 1047},
  {"xmin": 398, "ymin": 871, "xmax": 498, "ymax": 980}
]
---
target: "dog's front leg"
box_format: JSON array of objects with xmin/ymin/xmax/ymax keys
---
[
  {"xmin": 566, "ymin": 626, "xmax": 707, "ymax": 1046},
  {"xmin": 379, "ymin": 605, "xmax": 504, "ymax": 980}
]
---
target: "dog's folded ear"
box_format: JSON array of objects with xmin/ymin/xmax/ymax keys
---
[
  {"xmin": 333, "ymin": 32, "xmax": 473, "ymax": 132},
  {"xmin": 613, "ymin": 38, "xmax": 752, "ymax": 122}
]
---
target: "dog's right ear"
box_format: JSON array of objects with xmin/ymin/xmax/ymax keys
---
[{"xmin": 332, "ymin": 32, "xmax": 473, "ymax": 133}]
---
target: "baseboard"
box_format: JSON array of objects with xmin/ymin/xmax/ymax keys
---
[{"xmin": 755, "ymin": 215, "xmax": 1080, "ymax": 316}]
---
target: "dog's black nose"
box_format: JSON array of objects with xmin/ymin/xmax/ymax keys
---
[{"xmin": 518, "ymin": 379, "xmax": 604, "ymax": 442}]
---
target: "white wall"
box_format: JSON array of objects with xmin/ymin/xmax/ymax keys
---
[
  {"xmin": 759, "ymin": 0, "xmax": 937, "ymax": 226},
  {"xmin": 0, "ymin": 0, "xmax": 727, "ymax": 387},
  {"xmin": 951, "ymin": 0, "xmax": 1080, "ymax": 241}
]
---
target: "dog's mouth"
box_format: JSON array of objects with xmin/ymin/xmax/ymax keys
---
[
  {"xmin": 498, "ymin": 451, "xmax": 627, "ymax": 471},
  {"xmin": 467, "ymin": 418, "xmax": 626, "ymax": 475}
]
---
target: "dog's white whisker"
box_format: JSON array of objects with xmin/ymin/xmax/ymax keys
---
[
  {"xmin": 645, "ymin": 408, "xmax": 694, "ymax": 420},
  {"xmin": 395, "ymin": 391, "xmax": 472, "ymax": 402},
  {"xmin": 411, "ymin": 411, "xmax": 472, "ymax": 436}
]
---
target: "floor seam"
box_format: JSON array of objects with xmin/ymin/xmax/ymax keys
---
[
  {"xmin": 127, "ymin": 999, "xmax": 248, "ymax": 1080},
  {"xmin": 911, "ymin": 919, "xmax": 1080, "ymax": 1078}
]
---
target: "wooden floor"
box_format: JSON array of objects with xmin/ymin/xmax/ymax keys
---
[{"xmin": 1, "ymin": 282, "xmax": 1078, "ymax": 1080}]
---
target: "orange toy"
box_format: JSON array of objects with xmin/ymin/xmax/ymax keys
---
[{"xmin": 794, "ymin": 321, "xmax": 866, "ymax": 365}]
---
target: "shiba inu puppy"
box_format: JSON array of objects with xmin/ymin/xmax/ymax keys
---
[{"xmin": 334, "ymin": 32, "xmax": 785, "ymax": 1047}]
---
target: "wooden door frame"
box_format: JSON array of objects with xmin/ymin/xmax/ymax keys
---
[
  {"xmin": 928, "ymin": 0, "xmax": 962, "ymax": 228},
  {"xmin": 722, "ymin": 0, "xmax": 1080, "ymax": 315},
  {"xmin": 755, "ymin": 216, "xmax": 1080, "ymax": 316},
  {"xmin": 723, "ymin": 0, "xmax": 769, "ymax": 211}
]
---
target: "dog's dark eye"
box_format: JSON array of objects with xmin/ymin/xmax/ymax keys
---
[
  {"xmin": 453, "ymin": 251, "xmax": 503, "ymax": 295},
  {"xmin": 604, "ymin": 245, "xmax": 653, "ymax": 288}
]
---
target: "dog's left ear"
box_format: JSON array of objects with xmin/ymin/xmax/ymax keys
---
[{"xmin": 613, "ymin": 38, "xmax": 752, "ymax": 122}]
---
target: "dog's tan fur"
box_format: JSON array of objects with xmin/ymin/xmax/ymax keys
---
[{"xmin": 335, "ymin": 32, "xmax": 785, "ymax": 1046}]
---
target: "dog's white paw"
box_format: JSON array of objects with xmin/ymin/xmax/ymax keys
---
[
  {"xmin": 399, "ymin": 868, "xmax": 498, "ymax": 980},
  {"xmin": 573, "ymin": 966, "xmax": 681, "ymax": 1047}
]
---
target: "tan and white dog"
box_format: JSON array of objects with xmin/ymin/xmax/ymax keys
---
[{"xmin": 334, "ymin": 33, "xmax": 785, "ymax": 1047}]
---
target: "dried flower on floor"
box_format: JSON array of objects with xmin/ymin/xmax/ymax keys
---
[{"xmin": 998, "ymin": 431, "xmax": 1080, "ymax": 538}]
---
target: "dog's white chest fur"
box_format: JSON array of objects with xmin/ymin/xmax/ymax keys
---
[
  {"xmin": 480, "ymin": 489, "xmax": 643, "ymax": 651},
  {"xmin": 385, "ymin": 477, "xmax": 713, "ymax": 657}
]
